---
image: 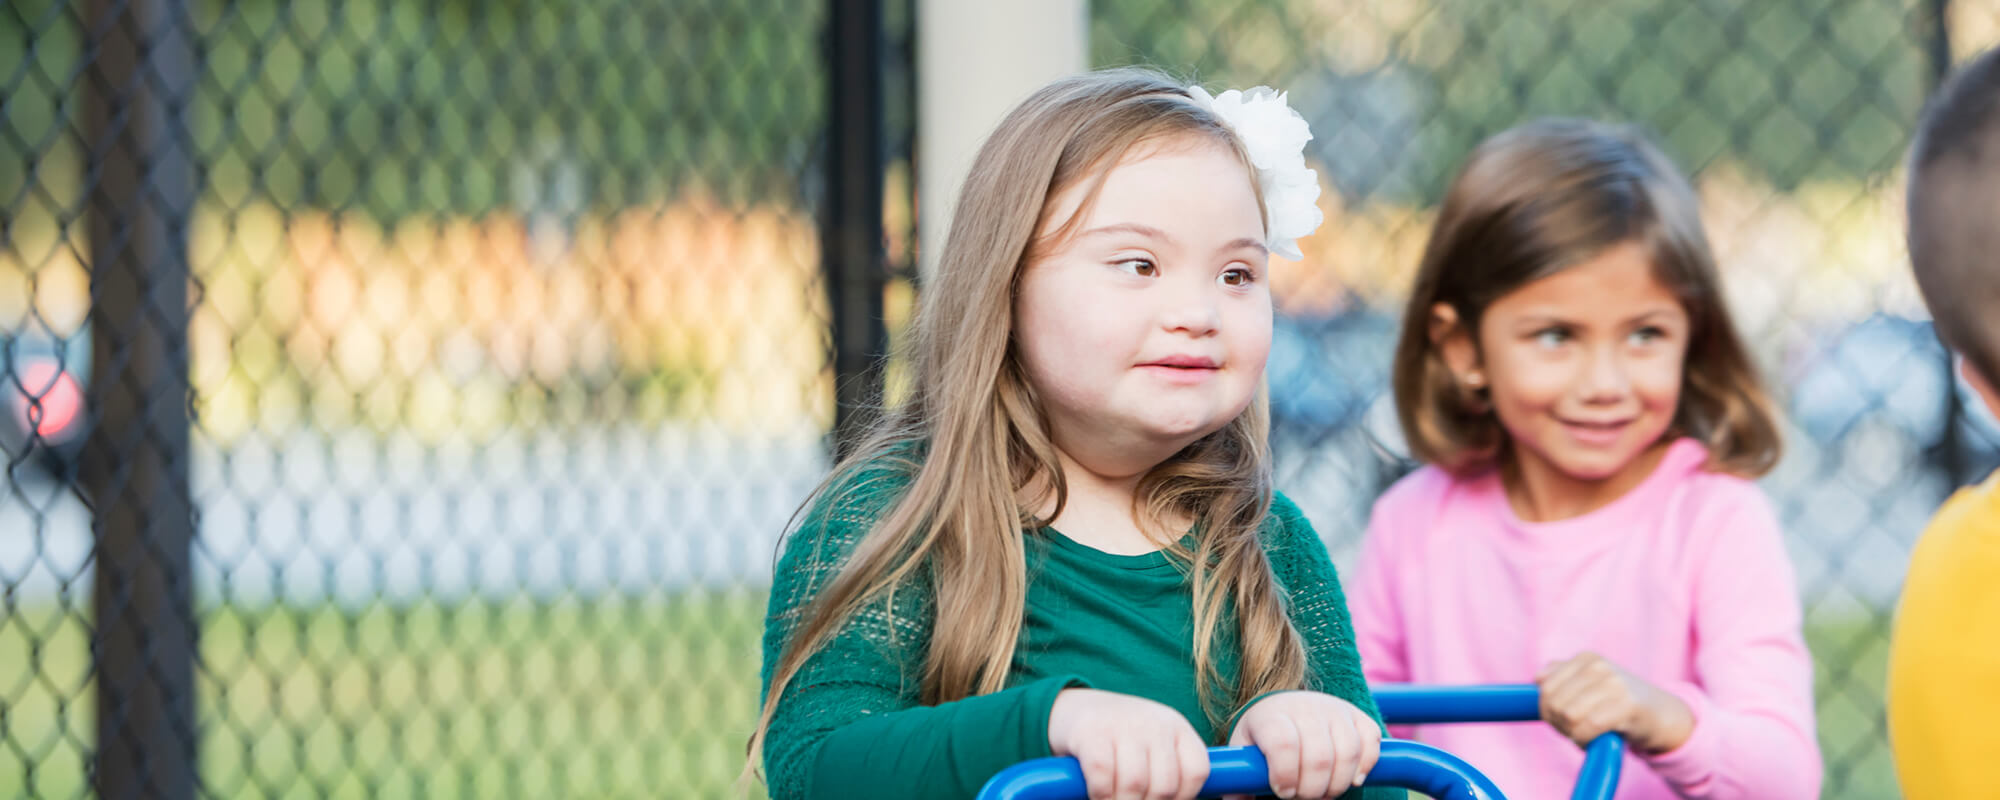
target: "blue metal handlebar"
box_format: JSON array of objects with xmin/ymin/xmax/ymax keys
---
[
  {"xmin": 977, "ymin": 684, "xmax": 1625, "ymax": 800},
  {"xmin": 1371, "ymin": 684, "xmax": 1625, "ymax": 800},
  {"xmin": 1572, "ymin": 735, "xmax": 1624, "ymax": 800},
  {"xmin": 975, "ymin": 739, "xmax": 1506, "ymax": 800},
  {"xmin": 1373, "ymin": 683, "xmax": 1542, "ymax": 723}
]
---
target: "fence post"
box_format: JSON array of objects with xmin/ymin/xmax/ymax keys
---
[
  {"xmin": 81, "ymin": 0, "xmax": 199, "ymax": 797},
  {"xmin": 915, "ymin": 0, "xmax": 1086, "ymax": 282},
  {"xmin": 1917, "ymin": 0, "xmax": 1970, "ymax": 491},
  {"xmin": 824, "ymin": 0, "xmax": 891, "ymax": 458}
]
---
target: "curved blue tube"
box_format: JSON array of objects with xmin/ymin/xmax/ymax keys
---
[
  {"xmin": 1572, "ymin": 733, "xmax": 1625, "ymax": 800},
  {"xmin": 1361, "ymin": 740, "xmax": 1508, "ymax": 800},
  {"xmin": 1370, "ymin": 684, "xmax": 1625, "ymax": 800},
  {"xmin": 974, "ymin": 740, "xmax": 1507, "ymax": 800}
]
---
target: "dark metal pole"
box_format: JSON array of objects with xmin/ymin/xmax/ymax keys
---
[
  {"xmin": 1921, "ymin": 0, "xmax": 1953, "ymax": 93},
  {"xmin": 824, "ymin": 0, "xmax": 890, "ymax": 459},
  {"xmin": 1917, "ymin": 0, "xmax": 1969, "ymax": 491},
  {"xmin": 82, "ymin": 0, "xmax": 199, "ymax": 797}
]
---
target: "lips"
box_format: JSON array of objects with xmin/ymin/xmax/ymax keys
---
[
  {"xmin": 1560, "ymin": 418, "xmax": 1632, "ymax": 446},
  {"xmin": 1140, "ymin": 355, "xmax": 1219, "ymax": 369},
  {"xmin": 1137, "ymin": 355, "xmax": 1221, "ymax": 385}
]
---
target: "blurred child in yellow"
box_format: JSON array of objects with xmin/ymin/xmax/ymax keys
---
[{"xmin": 1888, "ymin": 45, "xmax": 2000, "ymax": 800}]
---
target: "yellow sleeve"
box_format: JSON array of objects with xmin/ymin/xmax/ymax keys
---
[{"xmin": 1887, "ymin": 471, "xmax": 2000, "ymax": 799}]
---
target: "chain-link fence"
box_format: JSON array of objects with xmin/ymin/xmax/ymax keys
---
[
  {"xmin": 4, "ymin": 1, "xmax": 1996, "ymax": 799},
  {"xmin": 1, "ymin": 0, "xmax": 895, "ymax": 796},
  {"xmin": 1092, "ymin": 1, "xmax": 2000, "ymax": 797}
]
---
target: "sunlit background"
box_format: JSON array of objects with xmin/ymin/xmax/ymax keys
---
[{"xmin": 5, "ymin": 1, "xmax": 2000, "ymax": 797}]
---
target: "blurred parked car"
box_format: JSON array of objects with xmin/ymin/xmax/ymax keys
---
[
  {"xmin": 1268, "ymin": 309, "xmax": 2000, "ymax": 484},
  {"xmin": 1267, "ymin": 307, "xmax": 1399, "ymax": 432},
  {"xmin": 1788, "ymin": 313, "xmax": 2000, "ymax": 478},
  {"xmin": 2, "ymin": 327, "xmax": 89, "ymax": 480}
]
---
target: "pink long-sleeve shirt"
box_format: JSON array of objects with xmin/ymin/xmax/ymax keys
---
[{"xmin": 1351, "ymin": 438, "xmax": 1822, "ymax": 799}]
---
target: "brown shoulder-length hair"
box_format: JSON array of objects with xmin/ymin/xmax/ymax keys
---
[
  {"xmin": 745, "ymin": 68, "xmax": 1310, "ymax": 785},
  {"xmin": 1390, "ymin": 118, "xmax": 1780, "ymax": 477}
]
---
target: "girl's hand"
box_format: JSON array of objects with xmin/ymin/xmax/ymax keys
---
[
  {"xmin": 1536, "ymin": 651, "xmax": 1695, "ymax": 754},
  {"xmin": 1224, "ymin": 691, "xmax": 1382, "ymax": 800},
  {"xmin": 1048, "ymin": 688, "xmax": 1211, "ymax": 800}
]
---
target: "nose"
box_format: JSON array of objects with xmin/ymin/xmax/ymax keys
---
[
  {"xmin": 1578, "ymin": 344, "xmax": 1632, "ymax": 403},
  {"xmin": 1161, "ymin": 276, "xmax": 1220, "ymax": 337}
]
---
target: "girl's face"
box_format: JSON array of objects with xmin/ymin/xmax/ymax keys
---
[
  {"xmin": 1463, "ymin": 240, "xmax": 1690, "ymax": 485},
  {"xmin": 1013, "ymin": 137, "xmax": 1272, "ymax": 476}
]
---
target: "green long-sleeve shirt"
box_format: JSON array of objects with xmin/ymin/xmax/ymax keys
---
[{"xmin": 759, "ymin": 464, "xmax": 1397, "ymax": 799}]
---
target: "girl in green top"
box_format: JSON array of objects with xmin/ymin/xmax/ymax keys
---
[{"xmin": 748, "ymin": 68, "xmax": 1395, "ymax": 800}]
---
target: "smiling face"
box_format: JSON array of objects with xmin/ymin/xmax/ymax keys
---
[
  {"xmin": 1469, "ymin": 240, "xmax": 1689, "ymax": 486},
  {"xmin": 1011, "ymin": 135, "xmax": 1272, "ymax": 476}
]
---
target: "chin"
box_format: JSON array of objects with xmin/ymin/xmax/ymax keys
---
[
  {"xmin": 1148, "ymin": 422, "xmax": 1218, "ymax": 443},
  {"xmin": 1551, "ymin": 449, "xmax": 1641, "ymax": 481},
  {"xmin": 1143, "ymin": 415, "xmax": 1230, "ymax": 445},
  {"xmin": 1135, "ymin": 397, "xmax": 1252, "ymax": 444}
]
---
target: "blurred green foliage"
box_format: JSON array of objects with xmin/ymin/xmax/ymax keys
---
[
  {"xmin": 1093, "ymin": 0, "xmax": 1928, "ymax": 201},
  {"xmin": 1, "ymin": 0, "xmax": 823, "ymax": 223}
]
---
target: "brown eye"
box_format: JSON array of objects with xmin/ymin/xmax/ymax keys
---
[
  {"xmin": 1220, "ymin": 268, "xmax": 1253, "ymax": 287},
  {"xmin": 1116, "ymin": 259, "xmax": 1157, "ymax": 277}
]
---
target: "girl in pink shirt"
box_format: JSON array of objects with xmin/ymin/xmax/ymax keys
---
[{"xmin": 1352, "ymin": 119, "xmax": 1822, "ymax": 799}]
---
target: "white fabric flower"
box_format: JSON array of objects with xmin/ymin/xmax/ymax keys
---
[{"xmin": 1187, "ymin": 85, "xmax": 1324, "ymax": 260}]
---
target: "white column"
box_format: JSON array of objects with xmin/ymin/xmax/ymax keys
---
[{"xmin": 917, "ymin": 0, "xmax": 1089, "ymax": 280}]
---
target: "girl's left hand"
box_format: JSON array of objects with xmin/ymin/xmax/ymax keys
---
[
  {"xmin": 1224, "ymin": 691, "xmax": 1381, "ymax": 800},
  {"xmin": 1536, "ymin": 651, "xmax": 1695, "ymax": 754}
]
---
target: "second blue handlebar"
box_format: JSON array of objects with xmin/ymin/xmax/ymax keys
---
[{"xmin": 1373, "ymin": 683, "xmax": 1625, "ymax": 800}]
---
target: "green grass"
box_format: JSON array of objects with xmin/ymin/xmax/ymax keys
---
[
  {"xmin": 2, "ymin": 591, "xmax": 770, "ymax": 799},
  {"xmin": 0, "ymin": 598, "xmax": 1898, "ymax": 799},
  {"xmin": 1808, "ymin": 613, "xmax": 1899, "ymax": 799}
]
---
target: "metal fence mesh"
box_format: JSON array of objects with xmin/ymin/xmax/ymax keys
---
[
  {"xmin": 1093, "ymin": 1, "xmax": 2000, "ymax": 797},
  {"xmin": 5, "ymin": 0, "xmax": 838, "ymax": 796},
  {"xmin": 3, "ymin": 1, "xmax": 1997, "ymax": 798}
]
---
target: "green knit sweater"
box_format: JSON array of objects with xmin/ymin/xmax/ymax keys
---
[{"xmin": 759, "ymin": 463, "xmax": 1398, "ymax": 799}]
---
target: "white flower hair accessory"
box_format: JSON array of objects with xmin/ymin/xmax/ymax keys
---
[{"xmin": 1186, "ymin": 85, "xmax": 1324, "ymax": 260}]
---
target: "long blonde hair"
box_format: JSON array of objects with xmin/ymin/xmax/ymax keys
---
[{"xmin": 745, "ymin": 68, "xmax": 1310, "ymax": 778}]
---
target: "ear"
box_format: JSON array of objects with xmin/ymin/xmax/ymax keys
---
[
  {"xmin": 1958, "ymin": 355, "xmax": 2000, "ymax": 423},
  {"xmin": 1428, "ymin": 302, "xmax": 1483, "ymax": 386}
]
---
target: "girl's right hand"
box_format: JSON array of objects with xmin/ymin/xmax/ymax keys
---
[
  {"xmin": 1225, "ymin": 691, "xmax": 1381, "ymax": 800},
  {"xmin": 1536, "ymin": 651, "xmax": 1694, "ymax": 754},
  {"xmin": 1047, "ymin": 688, "xmax": 1212, "ymax": 800}
]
